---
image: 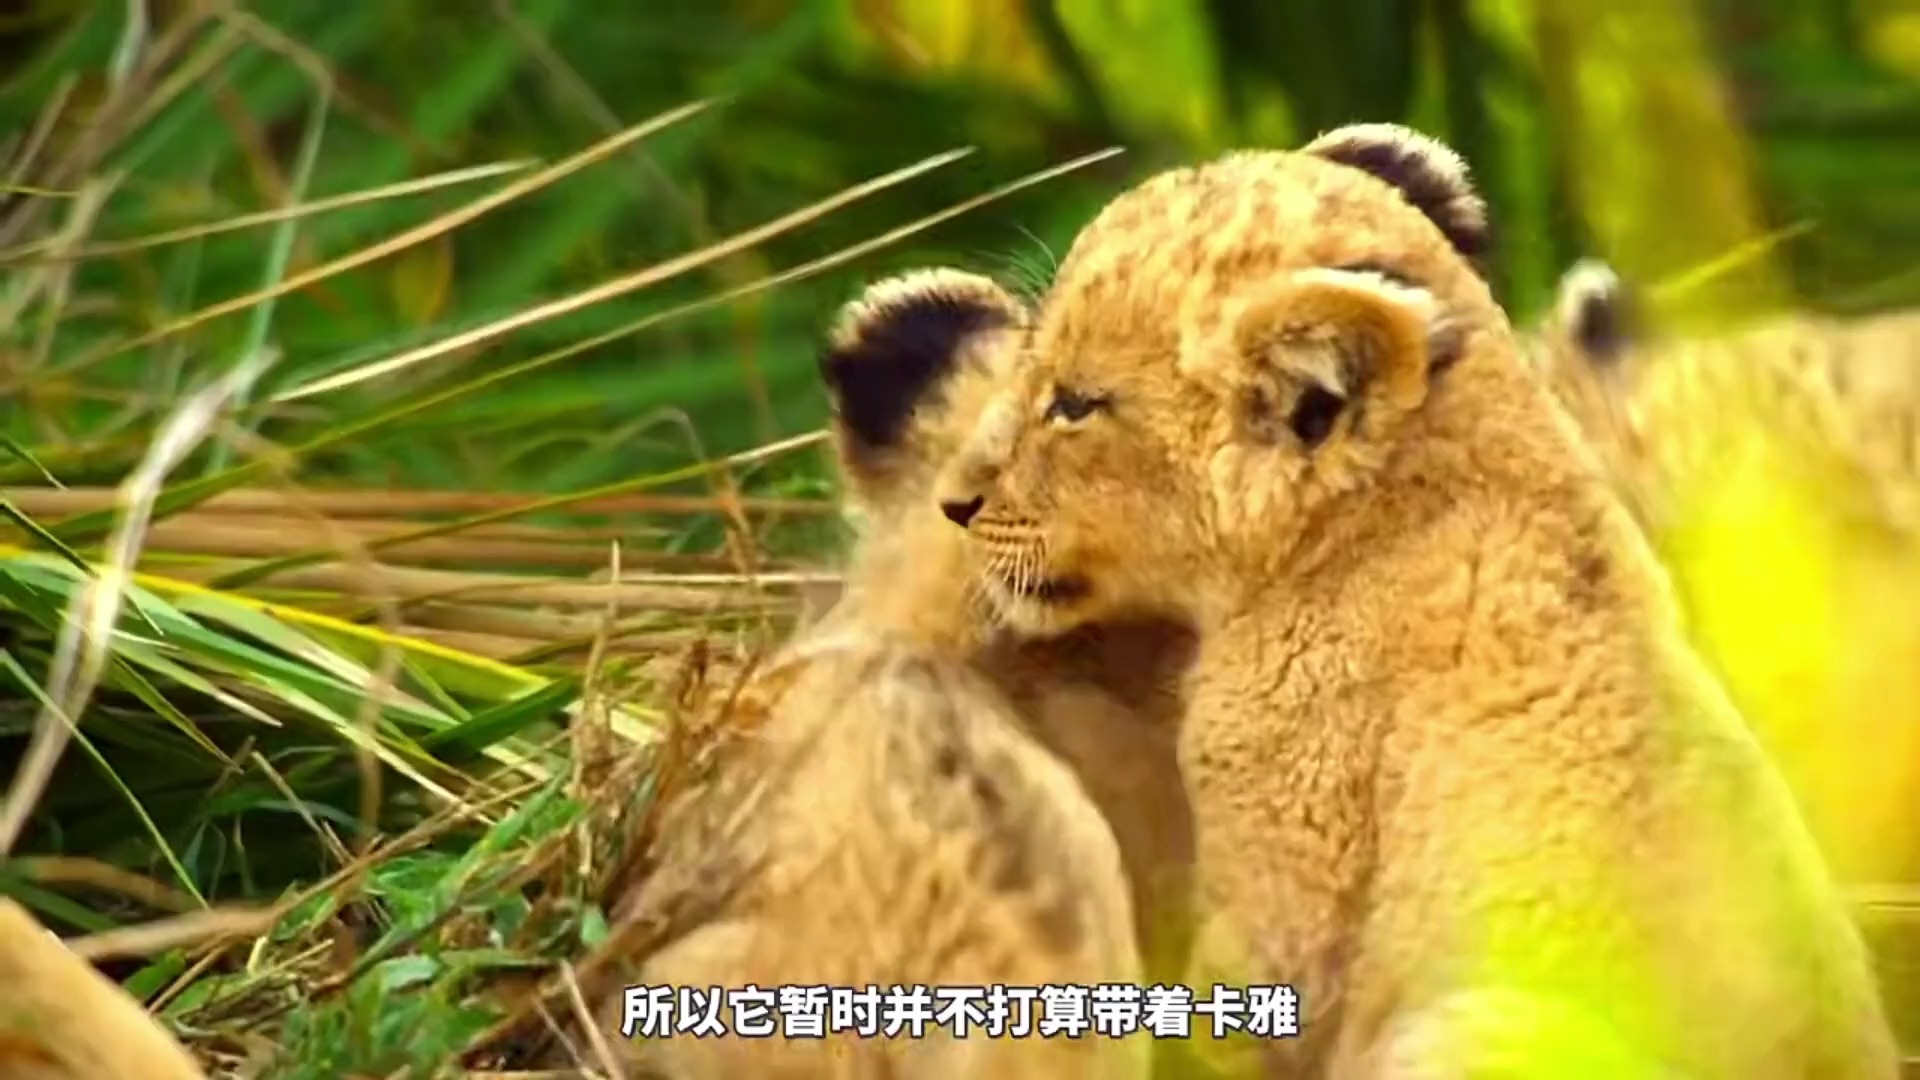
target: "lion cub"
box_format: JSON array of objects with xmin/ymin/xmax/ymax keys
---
[
  {"xmin": 815, "ymin": 269, "xmax": 1197, "ymax": 984},
  {"xmin": 915, "ymin": 125, "xmax": 1897, "ymax": 1078},
  {"xmin": 1527, "ymin": 262, "xmax": 1920, "ymax": 890},
  {"xmin": 1527, "ymin": 258, "xmax": 1920, "ymax": 539},
  {"xmin": 577, "ymin": 274, "xmax": 1193, "ymax": 1079}
]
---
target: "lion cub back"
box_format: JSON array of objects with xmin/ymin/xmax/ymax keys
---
[
  {"xmin": 1530, "ymin": 260, "xmax": 1920, "ymax": 536},
  {"xmin": 602, "ymin": 633, "xmax": 1148, "ymax": 1080},
  {"xmin": 1531, "ymin": 262, "xmax": 1920, "ymax": 888}
]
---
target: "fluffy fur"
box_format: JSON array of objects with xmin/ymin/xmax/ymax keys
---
[
  {"xmin": 562, "ymin": 265, "xmax": 1209, "ymax": 1078},
  {"xmin": 819, "ymin": 268, "xmax": 1198, "ymax": 985},
  {"xmin": 1527, "ymin": 263, "xmax": 1920, "ymax": 888},
  {"xmin": 1526, "ymin": 259, "xmax": 1920, "ymax": 538},
  {"xmin": 927, "ymin": 125, "xmax": 1898, "ymax": 1078},
  {"xmin": 594, "ymin": 635, "xmax": 1148, "ymax": 1080}
]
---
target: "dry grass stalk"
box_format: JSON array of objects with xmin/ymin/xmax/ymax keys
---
[
  {"xmin": 0, "ymin": 352, "xmax": 274, "ymax": 859},
  {"xmin": 66, "ymin": 906, "xmax": 279, "ymax": 963},
  {"xmin": 169, "ymin": 561, "xmax": 801, "ymax": 613},
  {"xmin": 135, "ymin": 518, "xmax": 651, "ymax": 569},
  {"xmin": 0, "ymin": 485, "xmax": 837, "ymax": 519}
]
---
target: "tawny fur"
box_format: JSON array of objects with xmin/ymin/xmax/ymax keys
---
[
  {"xmin": 927, "ymin": 127, "xmax": 1898, "ymax": 1078},
  {"xmin": 571, "ymin": 267, "xmax": 1199, "ymax": 1079},
  {"xmin": 1526, "ymin": 260, "xmax": 1920, "ymax": 539},
  {"xmin": 817, "ymin": 267, "xmax": 1199, "ymax": 985},
  {"xmin": 593, "ymin": 636, "xmax": 1148, "ymax": 1080},
  {"xmin": 1526, "ymin": 262, "xmax": 1920, "ymax": 889}
]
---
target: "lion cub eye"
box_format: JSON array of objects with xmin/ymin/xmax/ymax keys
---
[{"xmin": 1043, "ymin": 386, "xmax": 1111, "ymax": 425}]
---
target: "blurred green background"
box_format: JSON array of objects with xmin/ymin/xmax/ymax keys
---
[{"xmin": 2, "ymin": 2, "xmax": 1920, "ymax": 1074}]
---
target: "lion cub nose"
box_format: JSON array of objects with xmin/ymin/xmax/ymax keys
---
[{"xmin": 940, "ymin": 495, "xmax": 985, "ymax": 528}]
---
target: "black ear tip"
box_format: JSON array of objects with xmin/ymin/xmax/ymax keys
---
[
  {"xmin": 1555, "ymin": 258, "xmax": 1633, "ymax": 365},
  {"xmin": 819, "ymin": 269, "xmax": 1024, "ymax": 454},
  {"xmin": 816, "ymin": 340, "xmax": 858, "ymax": 388},
  {"xmin": 1303, "ymin": 123, "xmax": 1492, "ymax": 267}
]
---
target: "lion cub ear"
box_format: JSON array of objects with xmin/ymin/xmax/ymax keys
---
[
  {"xmin": 1303, "ymin": 123, "xmax": 1490, "ymax": 267},
  {"xmin": 819, "ymin": 269, "xmax": 1028, "ymax": 506},
  {"xmin": 1189, "ymin": 267, "xmax": 1456, "ymax": 452},
  {"xmin": 1552, "ymin": 258, "xmax": 1635, "ymax": 369}
]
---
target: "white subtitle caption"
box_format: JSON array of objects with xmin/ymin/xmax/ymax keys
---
[{"xmin": 618, "ymin": 982, "xmax": 1300, "ymax": 1040}]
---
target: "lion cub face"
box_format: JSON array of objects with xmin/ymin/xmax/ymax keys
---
[
  {"xmin": 819, "ymin": 266, "xmax": 1200, "ymax": 990},
  {"xmin": 933, "ymin": 126, "xmax": 1501, "ymax": 634}
]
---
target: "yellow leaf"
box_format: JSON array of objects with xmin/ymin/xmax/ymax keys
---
[{"xmin": 1660, "ymin": 437, "xmax": 1920, "ymax": 883}]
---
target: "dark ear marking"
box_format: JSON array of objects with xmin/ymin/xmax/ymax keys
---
[
  {"xmin": 1240, "ymin": 378, "xmax": 1353, "ymax": 450},
  {"xmin": 1288, "ymin": 384, "xmax": 1347, "ymax": 449},
  {"xmin": 1554, "ymin": 258, "xmax": 1634, "ymax": 368},
  {"xmin": 1427, "ymin": 319, "xmax": 1467, "ymax": 377},
  {"xmin": 1239, "ymin": 353, "xmax": 1359, "ymax": 450},
  {"xmin": 1215, "ymin": 267, "xmax": 1446, "ymax": 452},
  {"xmin": 1303, "ymin": 123, "xmax": 1491, "ymax": 266},
  {"xmin": 819, "ymin": 270, "xmax": 1023, "ymax": 456}
]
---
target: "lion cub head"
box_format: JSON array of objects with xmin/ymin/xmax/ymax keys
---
[
  {"xmin": 929, "ymin": 124, "xmax": 1540, "ymax": 633},
  {"xmin": 1524, "ymin": 259, "xmax": 1661, "ymax": 521},
  {"xmin": 822, "ymin": 268, "xmax": 1030, "ymax": 527},
  {"xmin": 818, "ymin": 263, "xmax": 1201, "ymax": 994},
  {"xmin": 811, "ymin": 268, "xmax": 1033, "ymax": 647}
]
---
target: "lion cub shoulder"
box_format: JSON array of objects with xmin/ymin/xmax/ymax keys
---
[{"xmin": 598, "ymin": 631, "xmax": 1147, "ymax": 1079}]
